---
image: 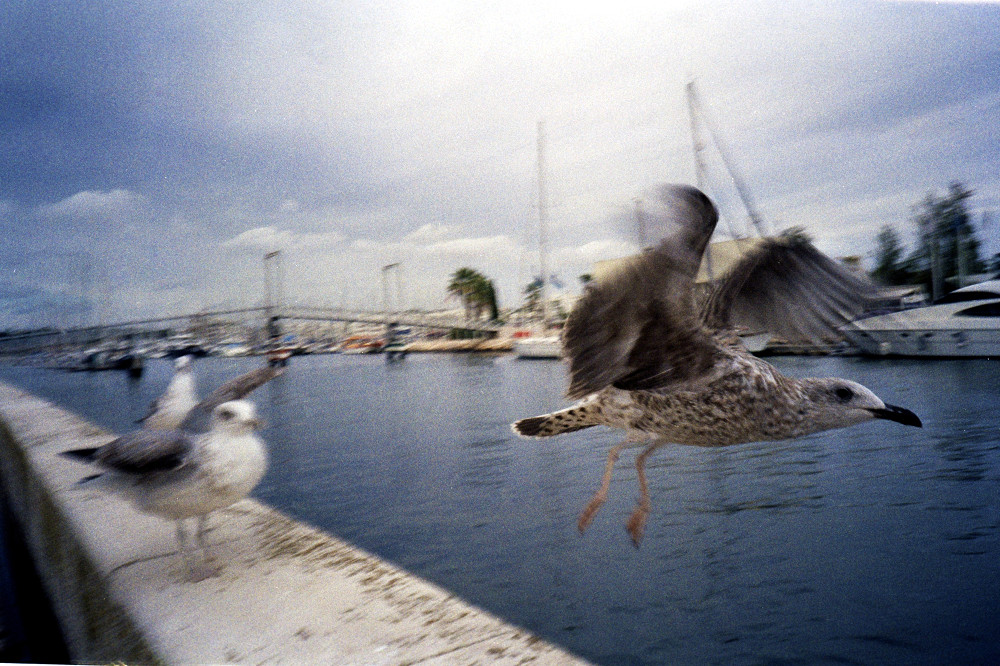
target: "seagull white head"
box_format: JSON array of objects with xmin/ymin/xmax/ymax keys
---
[
  {"xmin": 798, "ymin": 378, "xmax": 922, "ymax": 434},
  {"xmin": 210, "ymin": 400, "xmax": 263, "ymax": 433}
]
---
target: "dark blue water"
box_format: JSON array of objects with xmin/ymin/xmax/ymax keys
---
[{"xmin": 2, "ymin": 354, "xmax": 998, "ymax": 664}]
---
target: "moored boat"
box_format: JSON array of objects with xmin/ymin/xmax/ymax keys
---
[
  {"xmin": 842, "ymin": 279, "xmax": 1000, "ymax": 357},
  {"xmin": 338, "ymin": 335, "xmax": 385, "ymax": 354},
  {"xmin": 512, "ymin": 331, "xmax": 562, "ymax": 359}
]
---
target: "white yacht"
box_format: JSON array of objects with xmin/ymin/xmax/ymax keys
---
[
  {"xmin": 512, "ymin": 333, "xmax": 562, "ymax": 359},
  {"xmin": 739, "ymin": 331, "xmax": 773, "ymax": 354},
  {"xmin": 842, "ymin": 279, "xmax": 1000, "ymax": 357}
]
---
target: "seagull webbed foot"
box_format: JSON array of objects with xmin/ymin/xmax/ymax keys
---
[{"xmin": 626, "ymin": 500, "xmax": 650, "ymax": 547}]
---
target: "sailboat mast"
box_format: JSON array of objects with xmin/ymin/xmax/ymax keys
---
[
  {"xmin": 686, "ymin": 81, "xmax": 715, "ymax": 280},
  {"xmin": 537, "ymin": 120, "xmax": 550, "ymax": 327},
  {"xmin": 686, "ymin": 81, "xmax": 709, "ymax": 192},
  {"xmin": 687, "ymin": 80, "xmax": 769, "ymax": 238}
]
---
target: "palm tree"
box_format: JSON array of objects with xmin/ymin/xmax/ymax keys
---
[
  {"xmin": 523, "ymin": 278, "xmax": 543, "ymax": 318},
  {"xmin": 447, "ymin": 268, "xmax": 479, "ymax": 320},
  {"xmin": 447, "ymin": 268, "xmax": 500, "ymax": 321}
]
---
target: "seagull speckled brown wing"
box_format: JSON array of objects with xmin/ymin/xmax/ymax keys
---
[
  {"xmin": 700, "ymin": 231, "xmax": 879, "ymax": 342},
  {"xmin": 563, "ymin": 185, "xmax": 724, "ymax": 399}
]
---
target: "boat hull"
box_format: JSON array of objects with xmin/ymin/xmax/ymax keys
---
[
  {"xmin": 843, "ymin": 325, "xmax": 1000, "ymax": 357},
  {"xmin": 512, "ymin": 336, "xmax": 562, "ymax": 359},
  {"xmin": 740, "ymin": 332, "xmax": 772, "ymax": 354},
  {"xmin": 843, "ymin": 286, "xmax": 1000, "ymax": 358}
]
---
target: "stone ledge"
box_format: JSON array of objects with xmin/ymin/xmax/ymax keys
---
[{"xmin": 0, "ymin": 381, "xmax": 588, "ymax": 664}]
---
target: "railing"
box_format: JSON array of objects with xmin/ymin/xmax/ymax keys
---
[
  {"xmin": 283, "ymin": 306, "xmax": 503, "ymax": 332},
  {"xmin": 0, "ymin": 305, "xmax": 502, "ymax": 355}
]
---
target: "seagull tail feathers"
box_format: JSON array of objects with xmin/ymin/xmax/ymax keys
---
[{"xmin": 512, "ymin": 406, "xmax": 597, "ymax": 438}]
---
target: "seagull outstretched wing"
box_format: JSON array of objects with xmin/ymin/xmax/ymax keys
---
[
  {"xmin": 563, "ymin": 185, "xmax": 724, "ymax": 399},
  {"xmin": 61, "ymin": 429, "xmax": 194, "ymax": 475},
  {"xmin": 701, "ymin": 230, "xmax": 879, "ymax": 342}
]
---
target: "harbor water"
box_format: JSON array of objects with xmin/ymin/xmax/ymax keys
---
[{"xmin": 1, "ymin": 354, "xmax": 998, "ymax": 664}]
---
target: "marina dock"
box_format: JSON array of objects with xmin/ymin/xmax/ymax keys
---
[{"xmin": 0, "ymin": 381, "xmax": 587, "ymax": 664}]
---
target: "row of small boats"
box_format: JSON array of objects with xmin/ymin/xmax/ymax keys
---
[{"xmin": 21, "ymin": 279, "xmax": 1000, "ymax": 371}]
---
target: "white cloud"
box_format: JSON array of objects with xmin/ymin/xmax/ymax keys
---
[
  {"xmin": 220, "ymin": 226, "xmax": 293, "ymax": 250},
  {"xmin": 39, "ymin": 189, "xmax": 147, "ymax": 218},
  {"xmin": 420, "ymin": 234, "xmax": 517, "ymax": 257},
  {"xmin": 220, "ymin": 226, "xmax": 346, "ymax": 252},
  {"xmin": 560, "ymin": 239, "xmax": 639, "ymax": 264},
  {"xmin": 402, "ymin": 222, "xmax": 462, "ymax": 244}
]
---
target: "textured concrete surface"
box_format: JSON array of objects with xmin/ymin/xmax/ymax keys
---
[{"xmin": 0, "ymin": 381, "xmax": 589, "ymax": 664}]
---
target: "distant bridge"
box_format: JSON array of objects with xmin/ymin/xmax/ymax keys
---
[{"xmin": 0, "ymin": 305, "xmax": 503, "ymax": 355}]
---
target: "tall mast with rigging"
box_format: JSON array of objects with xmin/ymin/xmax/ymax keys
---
[
  {"xmin": 686, "ymin": 80, "xmax": 770, "ymax": 239},
  {"xmin": 536, "ymin": 119, "xmax": 551, "ymax": 328}
]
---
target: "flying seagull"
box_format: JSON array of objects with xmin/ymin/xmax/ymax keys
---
[
  {"xmin": 63, "ymin": 400, "xmax": 268, "ymax": 580},
  {"xmin": 136, "ymin": 355, "xmax": 197, "ymax": 430},
  {"xmin": 512, "ymin": 184, "xmax": 921, "ymax": 545}
]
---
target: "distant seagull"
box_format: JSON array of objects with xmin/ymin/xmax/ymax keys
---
[
  {"xmin": 512, "ymin": 185, "xmax": 922, "ymax": 545},
  {"xmin": 177, "ymin": 365, "xmax": 283, "ymax": 433},
  {"xmin": 137, "ymin": 355, "xmax": 197, "ymax": 430},
  {"xmin": 62, "ymin": 400, "xmax": 268, "ymax": 580},
  {"xmin": 139, "ymin": 355, "xmax": 281, "ymax": 433}
]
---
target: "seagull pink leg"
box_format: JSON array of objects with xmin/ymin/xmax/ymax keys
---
[
  {"xmin": 626, "ymin": 443, "xmax": 657, "ymax": 547},
  {"xmin": 578, "ymin": 442, "xmax": 625, "ymax": 533},
  {"xmin": 189, "ymin": 514, "xmax": 222, "ymax": 581}
]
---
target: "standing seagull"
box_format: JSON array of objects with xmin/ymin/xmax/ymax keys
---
[
  {"xmin": 137, "ymin": 355, "xmax": 197, "ymax": 430},
  {"xmin": 512, "ymin": 185, "xmax": 922, "ymax": 545},
  {"xmin": 62, "ymin": 400, "xmax": 268, "ymax": 580}
]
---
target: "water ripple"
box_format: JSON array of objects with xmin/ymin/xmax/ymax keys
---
[{"xmin": 3, "ymin": 355, "xmax": 1000, "ymax": 665}]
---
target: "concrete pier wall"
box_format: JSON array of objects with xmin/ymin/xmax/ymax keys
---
[{"xmin": 0, "ymin": 381, "xmax": 587, "ymax": 664}]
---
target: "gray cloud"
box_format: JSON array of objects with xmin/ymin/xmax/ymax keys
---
[{"xmin": 1, "ymin": 0, "xmax": 999, "ymax": 328}]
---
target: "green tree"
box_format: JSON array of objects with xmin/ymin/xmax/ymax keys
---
[
  {"xmin": 522, "ymin": 278, "xmax": 543, "ymax": 318},
  {"xmin": 446, "ymin": 268, "xmax": 500, "ymax": 321},
  {"xmin": 872, "ymin": 225, "xmax": 910, "ymax": 285},
  {"xmin": 447, "ymin": 267, "xmax": 478, "ymax": 320},
  {"xmin": 479, "ymin": 278, "xmax": 500, "ymax": 321},
  {"xmin": 906, "ymin": 182, "xmax": 984, "ymax": 298}
]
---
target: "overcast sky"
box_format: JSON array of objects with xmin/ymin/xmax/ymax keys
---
[{"xmin": 2, "ymin": 0, "xmax": 998, "ymax": 329}]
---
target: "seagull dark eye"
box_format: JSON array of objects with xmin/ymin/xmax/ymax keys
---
[
  {"xmin": 218, "ymin": 409, "xmax": 234, "ymax": 421},
  {"xmin": 834, "ymin": 387, "xmax": 854, "ymax": 402}
]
